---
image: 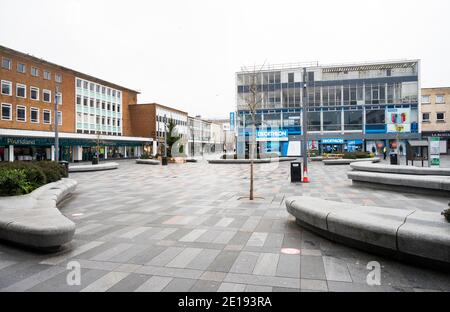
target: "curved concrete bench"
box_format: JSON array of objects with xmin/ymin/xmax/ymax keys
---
[
  {"xmin": 286, "ymin": 196, "xmax": 450, "ymax": 268},
  {"xmin": 0, "ymin": 179, "xmax": 77, "ymax": 250},
  {"xmin": 323, "ymin": 157, "xmax": 380, "ymax": 165},
  {"xmin": 348, "ymin": 171, "xmax": 450, "ymax": 192},
  {"xmin": 136, "ymin": 159, "xmax": 161, "ymax": 165},
  {"xmin": 208, "ymin": 157, "xmax": 298, "ymax": 164},
  {"xmin": 69, "ymin": 162, "xmax": 119, "ymax": 172},
  {"xmin": 350, "ymin": 162, "xmax": 450, "ymax": 176}
]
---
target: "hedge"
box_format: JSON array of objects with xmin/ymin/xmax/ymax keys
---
[{"xmin": 0, "ymin": 161, "xmax": 67, "ymax": 196}]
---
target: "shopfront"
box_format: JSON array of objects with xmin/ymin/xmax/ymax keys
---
[
  {"xmin": 320, "ymin": 138, "xmax": 344, "ymax": 154},
  {"xmin": 421, "ymin": 131, "xmax": 450, "ymax": 155}
]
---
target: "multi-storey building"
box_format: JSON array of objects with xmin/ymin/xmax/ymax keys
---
[
  {"xmin": 421, "ymin": 87, "xmax": 450, "ymax": 154},
  {"xmin": 128, "ymin": 103, "xmax": 188, "ymax": 155},
  {"xmin": 235, "ymin": 60, "xmax": 420, "ymax": 157},
  {"xmin": 206, "ymin": 118, "xmax": 236, "ymax": 153},
  {"xmin": 187, "ymin": 116, "xmax": 212, "ymax": 156},
  {"xmin": 0, "ymin": 45, "xmax": 152, "ymax": 162}
]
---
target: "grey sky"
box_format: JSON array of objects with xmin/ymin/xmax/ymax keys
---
[{"xmin": 1, "ymin": 0, "xmax": 449, "ymax": 119}]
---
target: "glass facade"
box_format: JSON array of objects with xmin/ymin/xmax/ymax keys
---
[{"xmin": 75, "ymin": 77, "xmax": 123, "ymax": 136}]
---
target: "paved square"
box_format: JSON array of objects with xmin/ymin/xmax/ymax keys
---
[{"xmin": 1, "ymin": 159, "xmax": 449, "ymax": 292}]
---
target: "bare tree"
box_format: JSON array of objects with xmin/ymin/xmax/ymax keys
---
[{"xmin": 240, "ymin": 64, "xmax": 265, "ymax": 200}]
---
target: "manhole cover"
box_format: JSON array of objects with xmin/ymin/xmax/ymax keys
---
[{"xmin": 281, "ymin": 248, "xmax": 301, "ymax": 255}]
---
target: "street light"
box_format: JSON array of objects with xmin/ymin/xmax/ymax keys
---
[
  {"xmin": 301, "ymin": 68, "xmax": 309, "ymax": 183},
  {"xmin": 162, "ymin": 114, "xmax": 168, "ymax": 166},
  {"xmin": 54, "ymin": 86, "xmax": 60, "ymax": 162}
]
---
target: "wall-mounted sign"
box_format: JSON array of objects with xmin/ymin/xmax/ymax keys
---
[
  {"xmin": 429, "ymin": 137, "xmax": 440, "ymax": 168},
  {"xmin": 230, "ymin": 112, "xmax": 235, "ymax": 131},
  {"xmin": 321, "ymin": 138, "xmax": 344, "ymax": 144},
  {"xmin": 386, "ymin": 108, "xmax": 411, "ymax": 133},
  {"xmin": 346, "ymin": 140, "xmax": 364, "ymax": 145},
  {"xmin": 256, "ymin": 130, "xmax": 288, "ymax": 142}
]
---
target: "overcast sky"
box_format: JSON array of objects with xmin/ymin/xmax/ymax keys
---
[{"xmin": 1, "ymin": 0, "xmax": 449, "ymax": 118}]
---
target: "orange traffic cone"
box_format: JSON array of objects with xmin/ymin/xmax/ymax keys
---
[{"xmin": 303, "ymin": 169, "xmax": 309, "ymax": 183}]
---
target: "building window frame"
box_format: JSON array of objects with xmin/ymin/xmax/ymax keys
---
[
  {"xmin": 30, "ymin": 86, "xmax": 40, "ymax": 101},
  {"xmin": 57, "ymin": 111, "xmax": 62, "ymax": 126},
  {"xmin": 43, "ymin": 70, "xmax": 51, "ymax": 80},
  {"xmin": 421, "ymin": 95, "xmax": 431, "ymax": 104},
  {"xmin": 43, "ymin": 89, "xmax": 51, "ymax": 103},
  {"xmin": 43, "ymin": 109, "xmax": 51, "ymax": 124},
  {"xmin": 31, "ymin": 66, "xmax": 39, "ymax": 77},
  {"xmin": 30, "ymin": 107, "xmax": 40, "ymax": 124},
  {"xmin": 1, "ymin": 57, "xmax": 11, "ymax": 70},
  {"xmin": 436, "ymin": 112, "xmax": 445, "ymax": 122},
  {"xmin": 436, "ymin": 95, "xmax": 445, "ymax": 104},
  {"xmin": 17, "ymin": 62, "xmax": 26, "ymax": 73},
  {"xmin": 1, "ymin": 103, "xmax": 12, "ymax": 121},
  {"xmin": 16, "ymin": 83, "xmax": 27, "ymax": 98},
  {"xmin": 16, "ymin": 105, "xmax": 26, "ymax": 122},
  {"xmin": 1, "ymin": 80, "xmax": 12, "ymax": 96},
  {"xmin": 422, "ymin": 112, "xmax": 430, "ymax": 122},
  {"xmin": 55, "ymin": 73, "xmax": 62, "ymax": 83}
]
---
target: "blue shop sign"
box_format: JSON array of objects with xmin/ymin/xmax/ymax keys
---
[
  {"xmin": 230, "ymin": 112, "xmax": 235, "ymax": 131},
  {"xmin": 256, "ymin": 130, "xmax": 288, "ymax": 141},
  {"xmin": 346, "ymin": 140, "xmax": 363, "ymax": 145},
  {"xmin": 321, "ymin": 138, "xmax": 344, "ymax": 144}
]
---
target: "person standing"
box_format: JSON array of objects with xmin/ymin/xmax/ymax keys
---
[{"xmin": 383, "ymin": 146, "xmax": 387, "ymax": 160}]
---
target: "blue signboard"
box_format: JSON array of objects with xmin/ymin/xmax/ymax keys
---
[
  {"xmin": 346, "ymin": 140, "xmax": 363, "ymax": 145},
  {"xmin": 230, "ymin": 112, "xmax": 235, "ymax": 131},
  {"xmin": 256, "ymin": 130, "xmax": 288, "ymax": 141},
  {"xmin": 321, "ymin": 138, "xmax": 344, "ymax": 144}
]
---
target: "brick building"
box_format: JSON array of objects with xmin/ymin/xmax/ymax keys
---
[{"xmin": 0, "ymin": 45, "xmax": 152, "ymax": 162}]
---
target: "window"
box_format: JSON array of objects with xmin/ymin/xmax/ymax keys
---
[
  {"xmin": 112, "ymin": 90, "xmax": 116, "ymax": 97},
  {"xmin": 288, "ymin": 73, "xmax": 294, "ymax": 83},
  {"xmin": 30, "ymin": 108, "xmax": 39, "ymax": 123},
  {"xmin": 422, "ymin": 113, "xmax": 430, "ymax": 122},
  {"xmin": 421, "ymin": 95, "xmax": 430, "ymax": 104},
  {"xmin": 344, "ymin": 110, "xmax": 363, "ymax": 130},
  {"xmin": 96, "ymin": 99, "xmax": 100, "ymax": 108},
  {"xmin": 117, "ymin": 91, "xmax": 121, "ymax": 98},
  {"xmin": 102, "ymin": 101, "xmax": 105, "ymax": 109},
  {"xmin": 107, "ymin": 102, "xmax": 111, "ymax": 110},
  {"xmin": 1, "ymin": 103, "xmax": 12, "ymax": 120},
  {"xmin": 117, "ymin": 105, "xmax": 121, "ymax": 113},
  {"xmin": 43, "ymin": 110, "xmax": 51, "ymax": 124},
  {"xmin": 307, "ymin": 72, "xmax": 315, "ymax": 82},
  {"xmin": 323, "ymin": 111, "xmax": 342, "ymax": 131},
  {"xmin": 307, "ymin": 112, "xmax": 321, "ymax": 131},
  {"xmin": 101, "ymin": 86, "xmax": 106, "ymax": 94},
  {"xmin": 43, "ymin": 89, "xmax": 51, "ymax": 103},
  {"xmin": 30, "ymin": 87, "xmax": 39, "ymax": 100},
  {"xmin": 17, "ymin": 63, "xmax": 26, "ymax": 73},
  {"xmin": 83, "ymin": 81, "xmax": 88, "ymax": 89},
  {"xmin": 76, "ymin": 79, "xmax": 82, "ymax": 88},
  {"xmin": 44, "ymin": 70, "xmax": 51, "ymax": 80},
  {"xmin": 117, "ymin": 119, "xmax": 121, "ymax": 127},
  {"xmin": 90, "ymin": 99, "xmax": 94, "ymax": 107},
  {"xmin": 386, "ymin": 69, "xmax": 392, "ymax": 77},
  {"xmin": 57, "ymin": 93, "xmax": 62, "ymax": 105},
  {"xmin": 57, "ymin": 111, "xmax": 62, "ymax": 126},
  {"xmin": 96, "ymin": 85, "xmax": 100, "ymax": 93},
  {"xmin": 89, "ymin": 83, "xmax": 94, "ymax": 91},
  {"xmin": 366, "ymin": 109, "xmax": 385, "ymax": 124},
  {"xmin": 107, "ymin": 88, "xmax": 111, "ymax": 96},
  {"xmin": 436, "ymin": 95, "xmax": 445, "ymax": 104},
  {"xmin": 83, "ymin": 97, "xmax": 88, "ymax": 106},
  {"xmin": 16, "ymin": 84, "xmax": 26, "ymax": 98},
  {"xmin": 1, "ymin": 80, "xmax": 12, "ymax": 95},
  {"xmin": 437, "ymin": 112, "xmax": 445, "ymax": 121},
  {"xmin": 76, "ymin": 95, "xmax": 81, "ymax": 105},
  {"xmin": 31, "ymin": 67, "xmax": 39, "ymax": 77},
  {"xmin": 55, "ymin": 73, "xmax": 62, "ymax": 83},
  {"xmin": 16, "ymin": 105, "xmax": 26, "ymax": 122},
  {"xmin": 2, "ymin": 57, "xmax": 11, "ymax": 70}
]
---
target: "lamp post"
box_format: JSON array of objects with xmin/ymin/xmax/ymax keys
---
[
  {"xmin": 301, "ymin": 68, "xmax": 309, "ymax": 182},
  {"xmin": 162, "ymin": 114, "xmax": 168, "ymax": 165},
  {"xmin": 54, "ymin": 87, "xmax": 60, "ymax": 162}
]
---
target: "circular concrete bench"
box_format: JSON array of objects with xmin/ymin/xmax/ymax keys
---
[
  {"xmin": 323, "ymin": 157, "xmax": 380, "ymax": 165},
  {"xmin": 208, "ymin": 157, "xmax": 298, "ymax": 164},
  {"xmin": 136, "ymin": 159, "xmax": 161, "ymax": 165},
  {"xmin": 350, "ymin": 162, "xmax": 450, "ymax": 176},
  {"xmin": 69, "ymin": 162, "xmax": 119, "ymax": 172},
  {"xmin": 0, "ymin": 179, "xmax": 77, "ymax": 250},
  {"xmin": 286, "ymin": 196, "xmax": 450, "ymax": 268}
]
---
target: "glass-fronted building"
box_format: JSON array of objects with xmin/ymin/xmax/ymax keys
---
[{"xmin": 235, "ymin": 60, "xmax": 420, "ymax": 157}]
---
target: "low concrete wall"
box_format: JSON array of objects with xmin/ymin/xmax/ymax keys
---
[
  {"xmin": 136, "ymin": 159, "xmax": 161, "ymax": 165},
  {"xmin": 323, "ymin": 158, "xmax": 380, "ymax": 165},
  {"xmin": 69, "ymin": 162, "xmax": 119, "ymax": 172},
  {"xmin": 0, "ymin": 179, "xmax": 77, "ymax": 250},
  {"xmin": 208, "ymin": 157, "xmax": 298, "ymax": 164},
  {"xmin": 286, "ymin": 196, "xmax": 450, "ymax": 267},
  {"xmin": 350, "ymin": 162, "xmax": 450, "ymax": 176}
]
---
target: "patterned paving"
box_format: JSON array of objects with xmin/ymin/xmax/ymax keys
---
[{"xmin": 0, "ymin": 158, "xmax": 449, "ymax": 292}]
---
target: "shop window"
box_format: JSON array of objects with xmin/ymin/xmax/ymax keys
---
[
  {"xmin": 30, "ymin": 86, "xmax": 39, "ymax": 100},
  {"xmin": 1, "ymin": 103, "xmax": 12, "ymax": 120},
  {"xmin": 16, "ymin": 84, "xmax": 26, "ymax": 98},
  {"xmin": 1, "ymin": 80, "xmax": 12, "ymax": 95},
  {"xmin": 43, "ymin": 89, "xmax": 51, "ymax": 103},
  {"xmin": 43, "ymin": 110, "xmax": 51, "ymax": 124},
  {"xmin": 16, "ymin": 106, "xmax": 26, "ymax": 122},
  {"xmin": 30, "ymin": 108, "xmax": 39, "ymax": 123}
]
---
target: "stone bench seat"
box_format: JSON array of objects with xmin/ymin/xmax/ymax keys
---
[
  {"xmin": 136, "ymin": 159, "xmax": 161, "ymax": 165},
  {"xmin": 350, "ymin": 162, "xmax": 450, "ymax": 176},
  {"xmin": 208, "ymin": 157, "xmax": 298, "ymax": 164},
  {"xmin": 323, "ymin": 158, "xmax": 380, "ymax": 165},
  {"xmin": 347, "ymin": 171, "xmax": 450, "ymax": 192},
  {"xmin": 286, "ymin": 196, "xmax": 450, "ymax": 267},
  {"xmin": 69, "ymin": 162, "xmax": 119, "ymax": 172},
  {"xmin": 0, "ymin": 179, "xmax": 77, "ymax": 250}
]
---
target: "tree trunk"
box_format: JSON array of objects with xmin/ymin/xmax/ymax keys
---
[{"xmin": 249, "ymin": 124, "xmax": 256, "ymax": 200}]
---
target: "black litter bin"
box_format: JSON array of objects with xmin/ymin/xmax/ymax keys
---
[
  {"xmin": 162, "ymin": 156, "xmax": 168, "ymax": 166},
  {"xmin": 92, "ymin": 156, "xmax": 99, "ymax": 165},
  {"xmin": 390, "ymin": 153, "xmax": 398, "ymax": 165},
  {"xmin": 59, "ymin": 161, "xmax": 69, "ymax": 177},
  {"xmin": 291, "ymin": 162, "xmax": 302, "ymax": 183}
]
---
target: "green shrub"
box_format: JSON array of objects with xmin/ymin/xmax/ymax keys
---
[
  {"xmin": 0, "ymin": 168, "xmax": 35, "ymax": 196},
  {"xmin": 0, "ymin": 162, "xmax": 46, "ymax": 187},
  {"xmin": 33, "ymin": 161, "xmax": 64, "ymax": 182},
  {"xmin": 343, "ymin": 151, "xmax": 371, "ymax": 159}
]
